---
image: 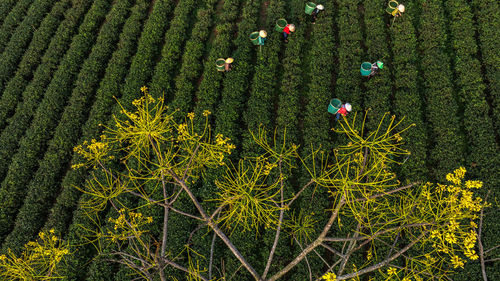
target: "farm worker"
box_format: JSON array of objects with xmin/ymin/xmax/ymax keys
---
[
  {"xmin": 225, "ymin": 57, "xmax": 234, "ymax": 72},
  {"xmin": 392, "ymin": 3, "xmax": 405, "ymax": 17},
  {"xmin": 258, "ymin": 30, "xmax": 267, "ymax": 45},
  {"xmin": 369, "ymin": 60, "xmax": 383, "ymax": 77},
  {"xmin": 282, "ymin": 24, "xmax": 295, "ymax": 43},
  {"xmin": 311, "ymin": 4, "xmax": 324, "ymax": 24},
  {"xmin": 336, "ymin": 103, "xmax": 352, "ymax": 121}
]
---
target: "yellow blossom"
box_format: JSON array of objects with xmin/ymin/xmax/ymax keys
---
[
  {"xmin": 387, "ymin": 267, "xmax": 397, "ymax": 276},
  {"xmin": 451, "ymin": 255, "xmax": 464, "ymax": 268},
  {"xmin": 187, "ymin": 112, "xmax": 195, "ymax": 120},
  {"xmin": 321, "ymin": 272, "xmax": 337, "ymax": 281}
]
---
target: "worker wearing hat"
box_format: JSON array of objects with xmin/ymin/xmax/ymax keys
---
[
  {"xmin": 257, "ymin": 30, "xmax": 267, "ymax": 45},
  {"xmin": 282, "ymin": 23, "xmax": 295, "ymax": 43},
  {"xmin": 392, "ymin": 3, "xmax": 405, "ymax": 17},
  {"xmin": 225, "ymin": 57, "xmax": 234, "ymax": 72},
  {"xmin": 311, "ymin": 4, "xmax": 324, "ymax": 24},
  {"xmin": 336, "ymin": 103, "xmax": 352, "ymax": 121},
  {"xmin": 369, "ymin": 60, "xmax": 383, "ymax": 77}
]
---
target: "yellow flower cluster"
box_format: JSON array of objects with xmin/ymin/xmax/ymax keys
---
[
  {"xmin": 451, "ymin": 255, "xmax": 464, "ymax": 268},
  {"xmin": 0, "ymin": 229, "xmax": 69, "ymax": 279},
  {"xmin": 446, "ymin": 167, "xmax": 466, "ymax": 185},
  {"xmin": 72, "ymin": 135, "xmax": 112, "ymax": 168},
  {"xmin": 107, "ymin": 209, "xmax": 153, "ymax": 242},
  {"xmin": 387, "ymin": 267, "xmax": 397, "ymax": 276},
  {"xmin": 321, "ymin": 272, "xmax": 337, "ymax": 281}
]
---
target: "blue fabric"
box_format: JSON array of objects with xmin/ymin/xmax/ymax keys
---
[{"xmin": 283, "ymin": 32, "xmax": 288, "ymax": 40}]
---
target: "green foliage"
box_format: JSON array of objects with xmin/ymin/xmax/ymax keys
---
[
  {"xmin": 1, "ymin": 0, "xmax": 134, "ymax": 254},
  {"xmin": 43, "ymin": 0, "xmax": 150, "ymax": 236},
  {"xmin": 0, "ymin": 0, "xmax": 34, "ymax": 54},
  {"xmin": 121, "ymin": 0, "xmax": 174, "ymax": 104},
  {"xmin": 169, "ymin": 0, "xmax": 217, "ymax": 112},
  {"xmin": 416, "ymin": 0, "xmax": 464, "ymax": 181},
  {"xmin": 0, "ymin": 0, "xmax": 111, "ymax": 247},
  {"xmin": 0, "ymin": 0, "xmax": 64, "ymax": 95},
  {"xmin": 390, "ymin": 3, "xmax": 428, "ymax": 181},
  {"xmin": 470, "ymin": 0, "xmax": 500, "ymax": 136}
]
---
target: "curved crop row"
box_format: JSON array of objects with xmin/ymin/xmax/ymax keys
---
[
  {"xmin": 0, "ymin": 0, "xmax": 70, "ymax": 126},
  {"xmin": 43, "ymin": 0, "xmax": 149, "ymax": 238},
  {"xmin": 361, "ymin": 0, "xmax": 391, "ymax": 131},
  {"xmin": 334, "ymin": 0, "xmax": 363, "ymax": 112},
  {"xmin": 1, "ymin": 0, "xmax": 134, "ymax": 254},
  {"xmin": 416, "ymin": 0, "xmax": 464, "ymax": 180},
  {"xmin": 0, "ymin": 0, "xmax": 34, "ymax": 54},
  {"xmin": 470, "ymin": 0, "xmax": 500, "ymax": 139},
  {"xmin": 0, "ymin": 0, "xmax": 62, "ymax": 94},
  {"xmin": 120, "ymin": 0, "xmax": 174, "ymax": 104},
  {"xmin": 389, "ymin": 3, "xmax": 427, "ymax": 181},
  {"xmin": 0, "ymin": 0, "xmax": 93, "ymax": 183},
  {"xmin": 0, "ymin": 0, "xmax": 112, "ymax": 247},
  {"xmin": 147, "ymin": 0, "xmax": 201, "ymax": 103},
  {"xmin": 169, "ymin": 0, "xmax": 218, "ymax": 112}
]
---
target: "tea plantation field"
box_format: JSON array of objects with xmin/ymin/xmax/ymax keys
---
[{"xmin": 0, "ymin": 0, "xmax": 498, "ymax": 279}]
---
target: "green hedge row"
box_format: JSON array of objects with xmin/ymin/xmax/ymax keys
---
[
  {"xmin": 334, "ymin": 0, "xmax": 363, "ymax": 112},
  {"xmin": 446, "ymin": 0, "xmax": 498, "ymax": 187},
  {"xmin": 389, "ymin": 3, "xmax": 428, "ymax": 181},
  {"xmin": 0, "ymin": 0, "xmax": 92, "ymax": 183},
  {"xmin": 416, "ymin": 0, "xmax": 464, "ymax": 181},
  {"xmin": 0, "ymin": 0, "xmax": 17, "ymax": 27},
  {"xmin": 446, "ymin": 1, "xmax": 500, "ymax": 279},
  {"xmin": 275, "ymin": 0, "xmax": 304, "ymax": 145},
  {"xmin": 191, "ymin": 0, "xmax": 242, "ymax": 124},
  {"xmin": 0, "ymin": 0, "xmax": 70, "ymax": 128},
  {"xmin": 1, "ymin": 0, "xmax": 133, "ymax": 254},
  {"xmin": 148, "ymin": 0, "xmax": 200, "ymax": 103},
  {"xmin": 211, "ymin": 0, "xmax": 258, "ymax": 146},
  {"xmin": 0, "ymin": 0, "xmax": 34, "ymax": 53},
  {"xmin": 361, "ymin": 0, "xmax": 392, "ymax": 131},
  {"xmin": 120, "ymin": 0, "xmax": 175, "ymax": 105},
  {"xmin": 0, "ymin": 0, "xmax": 63, "ymax": 94},
  {"xmin": 42, "ymin": 0, "xmax": 149, "ymax": 238},
  {"xmin": 240, "ymin": 0, "xmax": 284, "ymax": 156},
  {"xmin": 169, "ymin": 0, "xmax": 218, "ymax": 113},
  {"xmin": 470, "ymin": 0, "xmax": 500, "ymax": 137},
  {"xmin": 0, "ymin": 0, "xmax": 111, "ymax": 247}
]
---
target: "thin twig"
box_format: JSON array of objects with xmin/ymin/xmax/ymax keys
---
[{"xmin": 336, "ymin": 231, "xmax": 428, "ymax": 280}]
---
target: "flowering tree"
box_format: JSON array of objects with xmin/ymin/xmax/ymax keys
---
[
  {"xmin": 0, "ymin": 229, "xmax": 69, "ymax": 280},
  {"xmin": 70, "ymin": 88, "xmax": 488, "ymax": 281}
]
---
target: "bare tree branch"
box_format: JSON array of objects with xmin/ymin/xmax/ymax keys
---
[
  {"xmin": 353, "ymin": 182, "xmax": 419, "ymax": 203},
  {"xmin": 268, "ymin": 195, "xmax": 346, "ymax": 281},
  {"xmin": 337, "ymin": 222, "xmax": 361, "ymax": 276},
  {"xmin": 262, "ymin": 160, "xmax": 285, "ymax": 279},
  {"xmin": 168, "ymin": 169, "xmax": 261, "ymax": 280},
  {"xmin": 285, "ymin": 179, "xmax": 315, "ymax": 208},
  {"xmin": 209, "ymin": 231, "xmax": 217, "ymax": 280},
  {"xmin": 336, "ymin": 231, "xmax": 428, "ymax": 280}
]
